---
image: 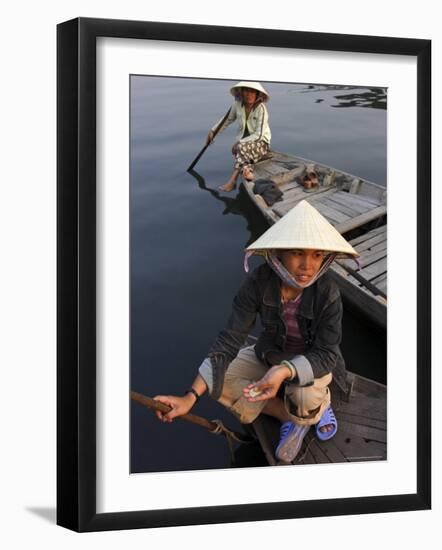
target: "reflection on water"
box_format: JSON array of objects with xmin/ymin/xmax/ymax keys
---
[
  {"xmin": 298, "ymin": 84, "xmax": 387, "ymax": 110},
  {"xmin": 130, "ymin": 76, "xmax": 387, "ymax": 474},
  {"xmin": 332, "ymin": 88, "xmax": 387, "ymax": 110},
  {"xmin": 188, "ymin": 169, "xmax": 268, "ymax": 247}
]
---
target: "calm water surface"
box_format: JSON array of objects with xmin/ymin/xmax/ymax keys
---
[{"xmin": 130, "ymin": 76, "xmax": 387, "ymax": 473}]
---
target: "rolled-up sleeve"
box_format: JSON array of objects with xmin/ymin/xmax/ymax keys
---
[
  {"xmin": 198, "ymin": 357, "xmax": 214, "ymax": 394},
  {"xmin": 287, "ymin": 355, "xmax": 315, "ymax": 386}
]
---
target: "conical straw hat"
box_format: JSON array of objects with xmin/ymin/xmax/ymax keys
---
[
  {"xmin": 246, "ymin": 200, "xmax": 358, "ymax": 258},
  {"xmin": 230, "ymin": 81, "xmax": 270, "ymax": 101}
]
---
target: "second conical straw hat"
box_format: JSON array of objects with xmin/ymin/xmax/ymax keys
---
[
  {"xmin": 246, "ymin": 200, "xmax": 358, "ymax": 258},
  {"xmin": 230, "ymin": 81, "xmax": 270, "ymax": 101}
]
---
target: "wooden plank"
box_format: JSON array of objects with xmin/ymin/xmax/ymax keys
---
[
  {"xmin": 274, "ymin": 187, "xmax": 340, "ymax": 216},
  {"xmin": 356, "ymin": 181, "xmax": 387, "ymax": 204},
  {"xmin": 336, "ymin": 190, "xmax": 381, "ymax": 210},
  {"xmin": 371, "ymin": 272, "xmax": 387, "ymax": 285},
  {"xmin": 311, "ymin": 438, "xmax": 349, "ymax": 463},
  {"xmin": 280, "ymin": 184, "xmax": 310, "ymax": 202},
  {"xmin": 282, "ymin": 182, "xmax": 338, "ymax": 203},
  {"xmin": 322, "ymin": 196, "xmax": 361, "ymax": 217},
  {"xmin": 333, "ymin": 377, "xmax": 386, "ymax": 406},
  {"xmin": 349, "ymin": 225, "xmax": 387, "ymax": 246},
  {"xmin": 351, "ymin": 232, "xmax": 387, "ymax": 251},
  {"xmin": 279, "ymin": 181, "xmax": 302, "ymax": 193},
  {"xmin": 354, "ymin": 233, "xmax": 387, "ymax": 253},
  {"xmin": 331, "ymin": 431, "xmax": 386, "ymax": 462},
  {"xmin": 358, "ymin": 240, "xmax": 387, "ymax": 256},
  {"xmin": 338, "ymin": 420, "xmax": 387, "ymax": 443},
  {"xmin": 310, "ymin": 200, "xmax": 350, "ymax": 224},
  {"xmin": 335, "ymin": 397, "xmax": 386, "ymax": 423},
  {"xmin": 377, "ymin": 279, "xmax": 387, "ymax": 293},
  {"xmin": 359, "ymin": 247, "xmax": 387, "ymax": 267},
  {"xmin": 299, "ymin": 437, "xmax": 332, "ymax": 464},
  {"xmin": 359, "ymin": 258, "xmax": 387, "ymax": 281},
  {"xmin": 298, "ymin": 445, "xmax": 318, "ymax": 464},
  {"xmin": 260, "ymin": 164, "xmax": 287, "ymax": 176},
  {"xmin": 271, "ymin": 166, "xmax": 305, "ymax": 186},
  {"xmin": 334, "ymin": 192, "xmax": 374, "ymax": 214},
  {"xmin": 266, "ymin": 150, "xmax": 301, "ymax": 163},
  {"xmin": 332, "ymin": 394, "xmax": 387, "ymax": 422},
  {"xmin": 335, "ymin": 205, "xmax": 387, "ymax": 234},
  {"xmin": 345, "ymin": 246, "xmax": 386, "ymax": 270},
  {"xmin": 352, "ymin": 374, "xmax": 387, "ymax": 398},
  {"xmin": 306, "ymin": 187, "xmax": 342, "ymax": 202},
  {"xmin": 343, "ymin": 189, "xmax": 382, "ymax": 207},
  {"xmin": 336, "ymin": 411, "xmax": 387, "ymax": 431},
  {"xmin": 252, "ymin": 166, "xmax": 273, "ymax": 179},
  {"xmin": 370, "ymin": 273, "xmax": 387, "ymax": 293}
]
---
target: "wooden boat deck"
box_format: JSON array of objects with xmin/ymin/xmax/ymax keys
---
[
  {"xmin": 251, "ymin": 372, "xmax": 387, "ymax": 466},
  {"xmin": 328, "ymin": 224, "xmax": 387, "ymax": 328},
  {"xmin": 242, "ymin": 150, "xmax": 387, "ymax": 327}
]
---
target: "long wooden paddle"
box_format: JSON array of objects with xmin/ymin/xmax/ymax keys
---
[
  {"xmin": 187, "ymin": 107, "xmax": 231, "ymax": 172},
  {"xmin": 131, "ymin": 391, "xmax": 254, "ymax": 443}
]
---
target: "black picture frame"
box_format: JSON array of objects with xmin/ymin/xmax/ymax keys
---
[{"xmin": 57, "ymin": 17, "xmax": 431, "ymax": 532}]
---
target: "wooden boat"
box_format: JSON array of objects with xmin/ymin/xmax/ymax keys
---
[
  {"xmin": 241, "ymin": 151, "xmax": 387, "ymax": 329},
  {"xmin": 251, "ymin": 371, "xmax": 386, "ymax": 466}
]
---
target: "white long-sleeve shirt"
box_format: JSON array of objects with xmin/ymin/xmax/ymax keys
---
[{"xmin": 211, "ymin": 100, "xmax": 271, "ymax": 144}]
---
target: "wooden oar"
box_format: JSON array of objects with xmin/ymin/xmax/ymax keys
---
[
  {"xmin": 187, "ymin": 107, "xmax": 231, "ymax": 172},
  {"xmin": 132, "ymin": 391, "xmax": 217, "ymax": 430},
  {"xmin": 131, "ymin": 391, "xmax": 254, "ymax": 443}
]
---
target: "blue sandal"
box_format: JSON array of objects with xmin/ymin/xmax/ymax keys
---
[
  {"xmin": 275, "ymin": 421, "xmax": 310, "ymax": 462},
  {"xmin": 315, "ymin": 406, "xmax": 338, "ymax": 441}
]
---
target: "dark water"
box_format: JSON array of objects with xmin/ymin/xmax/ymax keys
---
[{"xmin": 130, "ymin": 76, "xmax": 387, "ymax": 474}]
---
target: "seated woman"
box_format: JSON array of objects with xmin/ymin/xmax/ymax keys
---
[
  {"xmin": 154, "ymin": 200, "xmax": 359, "ymax": 463},
  {"xmin": 206, "ymin": 81, "xmax": 271, "ymax": 192}
]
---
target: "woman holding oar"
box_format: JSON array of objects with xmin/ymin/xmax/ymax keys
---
[
  {"xmin": 154, "ymin": 201, "xmax": 359, "ymax": 463},
  {"xmin": 206, "ymin": 81, "xmax": 272, "ymax": 192}
]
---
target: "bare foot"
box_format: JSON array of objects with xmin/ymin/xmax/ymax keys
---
[
  {"xmin": 218, "ymin": 181, "xmax": 237, "ymax": 192},
  {"xmin": 319, "ymin": 424, "xmax": 333, "ymax": 434}
]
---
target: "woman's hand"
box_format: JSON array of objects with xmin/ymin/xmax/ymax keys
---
[
  {"xmin": 243, "ymin": 364, "xmax": 292, "ymax": 402},
  {"xmin": 231, "ymin": 141, "xmax": 239, "ymax": 155},
  {"xmin": 206, "ymin": 131, "xmax": 215, "ymax": 146},
  {"xmin": 153, "ymin": 394, "xmax": 195, "ymax": 423}
]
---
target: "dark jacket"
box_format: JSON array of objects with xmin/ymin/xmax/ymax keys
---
[{"xmin": 207, "ymin": 263, "xmax": 348, "ymax": 400}]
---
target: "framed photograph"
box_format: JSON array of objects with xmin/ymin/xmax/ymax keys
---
[{"xmin": 57, "ymin": 17, "xmax": 431, "ymax": 532}]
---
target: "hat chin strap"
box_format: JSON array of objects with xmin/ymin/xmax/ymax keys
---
[
  {"xmin": 244, "ymin": 250, "xmax": 336, "ymax": 289},
  {"xmin": 266, "ymin": 251, "xmax": 337, "ymax": 289}
]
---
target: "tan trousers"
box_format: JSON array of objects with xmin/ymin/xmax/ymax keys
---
[{"xmin": 217, "ymin": 346, "xmax": 332, "ymax": 426}]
